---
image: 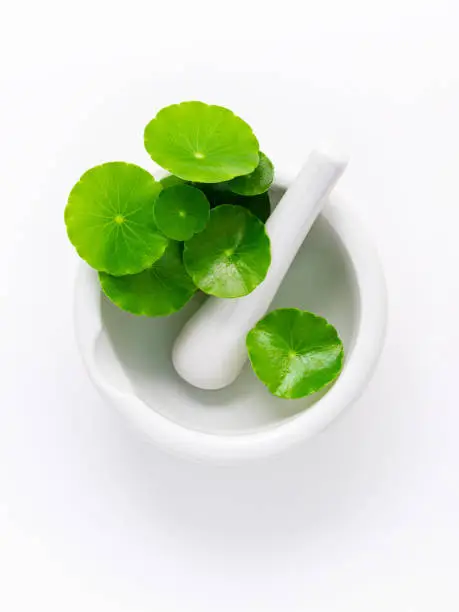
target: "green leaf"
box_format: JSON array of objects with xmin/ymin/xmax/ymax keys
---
[
  {"xmin": 246, "ymin": 309, "xmax": 344, "ymax": 399},
  {"xmin": 154, "ymin": 184, "xmax": 210, "ymax": 241},
  {"xmin": 183, "ymin": 204, "xmax": 271, "ymax": 298},
  {"xmin": 99, "ymin": 241, "xmax": 196, "ymax": 317},
  {"xmin": 65, "ymin": 162, "xmax": 167, "ymax": 276},
  {"xmin": 160, "ymin": 174, "xmax": 272, "ymax": 224},
  {"xmin": 227, "ymin": 152, "xmax": 274, "ymax": 196},
  {"xmin": 197, "ymin": 183, "xmax": 271, "ymax": 223},
  {"xmin": 160, "ymin": 174, "xmax": 186, "ymax": 189},
  {"xmin": 144, "ymin": 101, "xmax": 259, "ymax": 183}
]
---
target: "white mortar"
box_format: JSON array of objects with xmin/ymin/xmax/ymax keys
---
[{"xmin": 74, "ymin": 171, "xmax": 387, "ymax": 463}]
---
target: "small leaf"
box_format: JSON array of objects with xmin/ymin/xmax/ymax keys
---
[
  {"xmin": 183, "ymin": 205, "xmax": 271, "ymax": 298},
  {"xmin": 99, "ymin": 241, "xmax": 196, "ymax": 317},
  {"xmin": 144, "ymin": 101, "xmax": 259, "ymax": 183},
  {"xmin": 65, "ymin": 162, "xmax": 167, "ymax": 276},
  {"xmin": 227, "ymin": 152, "xmax": 274, "ymax": 196},
  {"xmin": 197, "ymin": 183, "xmax": 271, "ymax": 223},
  {"xmin": 160, "ymin": 175, "xmax": 186, "ymax": 189},
  {"xmin": 154, "ymin": 184, "xmax": 210, "ymax": 241},
  {"xmin": 246, "ymin": 309, "xmax": 344, "ymax": 399}
]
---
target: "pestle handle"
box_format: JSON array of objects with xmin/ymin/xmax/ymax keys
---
[{"xmin": 173, "ymin": 149, "xmax": 349, "ymax": 390}]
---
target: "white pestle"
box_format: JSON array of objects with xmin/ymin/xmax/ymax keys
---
[{"xmin": 173, "ymin": 148, "xmax": 349, "ymax": 390}]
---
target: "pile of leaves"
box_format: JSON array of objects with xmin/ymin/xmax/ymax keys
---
[{"xmin": 65, "ymin": 101, "xmax": 344, "ymax": 399}]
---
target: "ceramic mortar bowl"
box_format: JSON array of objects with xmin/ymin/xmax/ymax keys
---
[{"xmin": 74, "ymin": 171, "xmax": 387, "ymax": 463}]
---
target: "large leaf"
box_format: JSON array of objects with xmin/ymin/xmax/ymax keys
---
[
  {"xmin": 183, "ymin": 204, "xmax": 271, "ymax": 298},
  {"xmin": 65, "ymin": 162, "xmax": 167, "ymax": 276},
  {"xmin": 246, "ymin": 309, "xmax": 344, "ymax": 399},
  {"xmin": 144, "ymin": 101, "xmax": 259, "ymax": 183},
  {"xmin": 99, "ymin": 241, "xmax": 196, "ymax": 317}
]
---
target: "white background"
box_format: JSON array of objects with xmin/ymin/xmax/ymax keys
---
[{"xmin": 1, "ymin": 1, "xmax": 458, "ymax": 610}]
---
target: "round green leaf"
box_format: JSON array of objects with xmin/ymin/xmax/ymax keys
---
[
  {"xmin": 99, "ymin": 241, "xmax": 196, "ymax": 317},
  {"xmin": 197, "ymin": 183, "xmax": 271, "ymax": 222},
  {"xmin": 227, "ymin": 152, "xmax": 274, "ymax": 196},
  {"xmin": 65, "ymin": 162, "xmax": 167, "ymax": 276},
  {"xmin": 183, "ymin": 205, "xmax": 271, "ymax": 298},
  {"xmin": 144, "ymin": 101, "xmax": 260, "ymax": 183},
  {"xmin": 154, "ymin": 184, "xmax": 210, "ymax": 241},
  {"xmin": 247, "ymin": 309, "xmax": 344, "ymax": 399}
]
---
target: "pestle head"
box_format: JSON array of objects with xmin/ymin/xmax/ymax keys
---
[{"xmin": 314, "ymin": 142, "xmax": 350, "ymax": 170}]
